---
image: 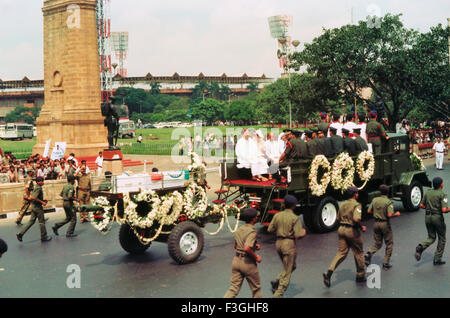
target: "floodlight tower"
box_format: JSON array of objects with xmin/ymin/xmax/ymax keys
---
[
  {"xmin": 96, "ymin": 0, "xmax": 113, "ymax": 102},
  {"xmin": 112, "ymin": 32, "xmax": 129, "ymax": 78}
]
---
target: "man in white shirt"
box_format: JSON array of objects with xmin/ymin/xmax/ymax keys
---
[
  {"xmin": 329, "ymin": 114, "xmax": 343, "ymax": 137},
  {"xmin": 265, "ymin": 132, "xmax": 282, "ymax": 166},
  {"xmin": 67, "ymin": 153, "xmax": 78, "ymax": 167},
  {"xmin": 343, "ymin": 113, "xmax": 358, "ymax": 138},
  {"xmin": 433, "ymin": 137, "xmax": 446, "ymax": 170},
  {"xmin": 357, "ymin": 113, "xmax": 368, "ymax": 142},
  {"xmin": 95, "ymin": 151, "xmax": 103, "ymax": 176}
]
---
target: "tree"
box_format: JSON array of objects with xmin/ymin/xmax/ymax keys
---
[
  {"xmin": 225, "ymin": 99, "xmax": 255, "ymax": 125},
  {"xmin": 291, "ymin": 14, "xmax": 450, "ymax": 129},
  {"xmin": 190, "ymin": 98, "xmax": 226, "ymax": 125},
  {"xmin": 246, "ymin": 82, "xmax": 259, "ymax": 92},
  {"xmin": 150, "ymin": 82, "xmax": 162, "ymax": 95},
  {"xmin": 5, "ymin": 106, "xmax": 41, "ymax": 124}
]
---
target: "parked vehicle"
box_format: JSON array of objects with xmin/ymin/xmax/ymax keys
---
[
  {"xmin": 118, "ymin": 119, "xmax": 136, "ymax": 138},
  {"xmin": 0, "ymin": 123, "xmax": 34, "ymax": 140}
]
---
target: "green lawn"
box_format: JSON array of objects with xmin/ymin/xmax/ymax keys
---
[{"xmin": 1, "ymin": 125, "xmax": 298, "ymax": 157}]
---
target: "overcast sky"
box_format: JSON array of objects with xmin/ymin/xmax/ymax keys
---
[{"xmin": 0, "ymin": 0, "xmax": 449, "ymax": 80}]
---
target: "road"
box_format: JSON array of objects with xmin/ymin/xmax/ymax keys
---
[{"xmin": 0, "ymin": 161, "xmax": 449, "ymax": 298}]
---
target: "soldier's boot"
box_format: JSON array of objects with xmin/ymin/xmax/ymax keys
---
[
  {"xmin": 52, "ymin": 225, "xmax": 59, "ymax": 236},
  {"xmin": 433, "ymin": 260, "xmax": 446, "ymax": 266},
  {"xmin": 322, "ymin": 270, "xmax": 333, "ymax": 288},
  {"xmin": 415, "ymin": 244, "xmax": 424, "ymax": 261},
  {"xmin": 16, "ymin": 233, "xmax": 23, "ymax": 242},
  {"xmin": 382, "ymin": 263, "xmax": 392, "ymax": 270},
  {"xmin": 364, "ymin": 252, "xmax": 372, "ymax": 266},
  {"xmin": 270, "ymin": 280, "xmax": 279, "ymax": 294}
]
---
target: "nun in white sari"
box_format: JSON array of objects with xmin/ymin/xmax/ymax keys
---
[
  {"xmin": 235, "ymin": 129, "xmax": 268, "ymax": 181},
  {"xmin": 251, "ymin": 130, "xmax": 269, "ymax": 181}
]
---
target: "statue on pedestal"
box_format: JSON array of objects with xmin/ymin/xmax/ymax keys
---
[{"xmin": 101, "ymin": 97, "xmax": 120, "ymax": 150}]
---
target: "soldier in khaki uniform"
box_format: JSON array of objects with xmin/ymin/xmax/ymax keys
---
[
  {"xmin": 323, "ymin": 186, "xmax": 366, "ymax": 287},
  {"xmin": 76, "ymin": 167, "xmax": 92, "ymax": 223},
  {"xmin": 16, "ymin": 170, "xmax": 35, "ymax": 225},
  {"xmin": 224, "ymin": 208, "xmax": 262, "ymax": 298},
  {"xmin": 415, "ymin": 177, "xmax": 449, "ymax": 265},
  {"xmin": 364, "ymin": 185, "xmax": 401, "ymax": 270},
  {"xmin": 366, "ymin": 110, "xmax": 389, "ymax": 155},
  {"xmin": 268, "ymin": 195, "xmax": 306, "ymax": 298},
  {"xmin": 16, "ymin": 177, "xmax": 52, "ymax": 243},
  {"xmin": 52, "ymin": 175, "xmax": 79, "ymax": 237}
]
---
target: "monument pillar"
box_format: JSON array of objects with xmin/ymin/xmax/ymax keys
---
[{"xmin": 34, "ymin": 0, "xmax": 108, "ymax": 157}]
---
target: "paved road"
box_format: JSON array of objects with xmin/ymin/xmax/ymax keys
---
[{"xmin": 0, "ymin": 162, "xmax": 449, "ymax": 298}]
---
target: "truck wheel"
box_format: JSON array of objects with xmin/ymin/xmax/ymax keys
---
[
  {"xmin": 119, "ymin": 223, "xmax": 151, "ymax": 254},
  {"xmin": 402, "ymin": 180, "xmax": 423, "ymax": 211},
  {"xmin": 312, "ymin": 196, "xmax": 339, "ymax": 233},
  {"xmin": 168, "ymin": 221, "xmax": 204, "ymax": 265}
]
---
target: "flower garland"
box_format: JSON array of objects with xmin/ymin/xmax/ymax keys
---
[
  {"xmin": 410, "ymin": 152, "xmax": 426, "ymax": 171},
  {"xmin": 331, "ymin": 152, "xmax": 355, "ymax": 192},
  {"xmin": 202, "ymin": 203, "xmax": 243, "ymax": 236},
  {"xmin": 308, "ymin": 155, "xmax": 331, "ymax": 197},
  {"xmin": 90, "ymin": 196, "xmax": 116, "ymax": 234},
  {"xmin": 160, "ymin": 191, "xmax": 184, "ymax": 225},
  {"xmin": 355, "ymin": 151, "xmax": 375, "ymax": 190},
  {"xmin": 183, "ymin": 182, "xmax": 208, "ymax": 219},
  {"xmin": 124, "ymin": 189, "xmax": 162, "ymax": 229}
]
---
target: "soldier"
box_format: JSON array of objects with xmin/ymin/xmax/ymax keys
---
[
  {"xmin": 268, "ymin": 195, "xmax": 306, "ymax": 298},
  {"xmin": 364, "ymin": 185, "xmax": 401, "ymax": 270},
  {"xmin": 290, "ymin": 130, "xmax": 309, "ymax": 159},
  {"xmin": 98, "ymin": 171, "xmax": 113, "ymax": 191},
  {"xmin": 224, "ymin": 208, "xmax": 262, "ymax": 298},
  {"xmin": 52, "ymin": 175, "xmax": 79, "ymax": 238},
  {"xmin": 366, "ymin": 110, "xmax": 389, "ymax": 155},
  {"xmin": 16, "ymin": 177, "xmax": 52, "ymax": 243},
  {"xmin": 306, "ymin": 130, "xmax": 321, "ymax": 158},
  {"xmin": 76, "ymin": 167, "xmax": 92, "ymax": 223},
  {"xmin": 342, "ymin": 128, "xmax": 358, "ymax": 156},
  {"xmin": 353, "ymin": 128, "xmax": 369, "ymax": 155},
  {"xmin": 317, "ymin": 129, "xmax": 333, "ymax": 157},
  {"xmin": 323, "ymin": 186, "xmax": 366, "ymax": 288},
  {"xmin": 16, "ymin": 170, "xmax": 35, "ymax": 225},
  {"xmin": 0, "ymin": 238, "xmax": 7, "ymax": 258},
  {"xmin": 414, "ymin": 177, "xmax": 449, "ymax": 265},
  {"xmin": 317, "ymin": 112, "xmax": 329, "ymax": 134},
  {"xmin": 329, "ymin": 126, "xmax": 344, "ymax": 157}
]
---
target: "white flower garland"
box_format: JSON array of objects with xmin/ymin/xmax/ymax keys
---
[
  {"xmin": 355, "ymin": 151, "xmax": 375, "ymax": 190},
  {"xmin": 90, "ymin": 196, "xmax": 116, "ymax": 234},
  {"xmin": 187, "ymin": 151, "xmax": 206, "ymax": 172},
  {"xmin": 124, "ymin": 189, "xmax": 162, "ymax": 229},
  {"xmin": 183, "ymin": 182, "xmax": 208, "ymax": 219},
  {"xmin": 410, "ymin": 152, "xmax": 426, "ymax": 171},
  {"xmin": 331, "ymin": 152, "xmax": 355, "ymax": 192},
  {"xmin": 160, "ymin": 191, "xmax": 184, "ymax": 225},
  {"xmin": 308, "ymin": 155, "xmax": 331, "ymax": 197}
]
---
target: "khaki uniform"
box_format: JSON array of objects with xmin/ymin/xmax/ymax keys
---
[
  {"xmin": 16, "ymin": 176, "xmax": 34, "ymax": 224},
  {"xmin": 18, "ymin": 185, "xmax": 48, "ymax": 240},
  {"xmin": 78, "ymin": 174, "xmax": 91, "ymax": 221},
  {"xmin": 367, "ymin": 196, "xmax": 394, "ymax": 264},
  {"xmin": 224, "ymin": 223, "xmax": 261, "ymax": 298},
  {"xmin": 54, "ymin": 183, "xmax": 77, "ymax": 235},
  {"xmin": 366, "ymin": 119, "xmax": 385, "ymax": 155},
  {"xmin": 419, "ymin": 189, "xmax": 448, "ymax": 262},
  {"xmin": 268, "ymin": 209, "xmax": 303, "ymax": 298},
  {"xmin": 328, "ymin": 199, "xmax": 365, "ymax": 279}
]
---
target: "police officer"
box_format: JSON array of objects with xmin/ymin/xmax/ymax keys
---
[
  {"xmin": 329, "ymin": 126, "xmax": 344, "ymax": 157},
  {"xmin": 0, "ymin": 238, "xmax": 7, "ymax": 258},
  {"xmin": 342, "ymin": 128, "xmax": 358, "ymax": 156},
  {"xmin": 76, "ymin": 167, "xmax": 92, "ymax": 223},
  {"xmin": 366, "ymin": 110, "xmax": 389, "ymax": 155},
  {"xmin": 224, "ymin": 208, "xmax": 262, "ymax": 298},
  {"xmin": 414, "ymin": 177, "xmax": 449, "ymax": 265},
  {"xmin": 16, "ymin": 170, "xmax": 35, "ymax": 225},
  {"xmin": 365, "ymin": 185, "xmax": 401, "ymax": 270},
  {"xmin": 52, "ymin": 175, "xmax": 78, "ymax": 238},
  {"xmin": 16, "ymin": 177, "xmax": 52, "ymax": 243},
  {"xmin": 354, "ymin": 127, "xmax": 369, "ymax": 155},
  {"xmin": 268, "ymin": 195, "xmax": 306, "ymax": 298},
  {"xmin": 323, "ymin": 186, "xmax": 366, "ymax": 287}
]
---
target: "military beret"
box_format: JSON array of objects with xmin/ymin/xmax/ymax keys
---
[
  {"xmin": 105, "ymin": 171, "xmax": 113, "ymax": 176},
  {"xmin": 292, "ymin": 130, "xmax": 302, "ymax": 137},
  {"xmin": 379, "ymin": 184, "xmax": 389, "ymax": 193},
  {"xmin": 67, "ymin": 175, "xmax": 75, "ymax": 182},
  {"xmin": 353, "ymin": 128, "xmax": 361, "ymax": 134},
  {"xmin": 358, "ymin": 113, "xmax": 366, "ymax": 120},
  {"xmin": 0, "ymin": 238, "xmax": 8, "ymax": 254},
  {"xmin": 342, "ymin": 128, "xmax": 350, "ymax": 134},
  {"xmin": 329, "ymin": 126, "xmax": 337, "ymax": 132},
  {"xmin": 241, "ymin": 208, "xmax": 259, "ymax": 222},
  {"xmin": 284, "ymin": 195, "xmax": 298, "ymax": 206},
  {"xmin": 304, "ymin": 130, "xmax": 313, "ymax": 138},
  {"xmin": 346, "ymin": 186, "xmax": 359, "ymax": 196},
  {"xmin": 36, "ymin": 176, "xmax": 44, "ymax": 182},
  {"xmin": 433, "ymin": 177, "xmax": 443, "ymax": 189}
]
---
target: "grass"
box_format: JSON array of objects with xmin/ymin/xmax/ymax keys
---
[{"xmin": 1, "ymin": 125, "xmax": 301, "ymax": 157}]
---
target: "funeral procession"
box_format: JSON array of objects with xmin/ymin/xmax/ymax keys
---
[{"xmin": 0, "ymin": 0, "xmax": 449, "ymax": 301}]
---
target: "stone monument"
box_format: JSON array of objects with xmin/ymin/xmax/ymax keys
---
[{"xmin": 33, "ymin": 0, "xmax": 108, "ymax": 157}]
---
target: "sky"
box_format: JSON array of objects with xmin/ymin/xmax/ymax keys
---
[{"xmin": 0, "ymin": 0, "xmax": 449, "ymax": 81}]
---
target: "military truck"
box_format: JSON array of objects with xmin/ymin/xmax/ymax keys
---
[{"xmin": 216, "ymin": 133, "xmax": 431, "ymax": 233}]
